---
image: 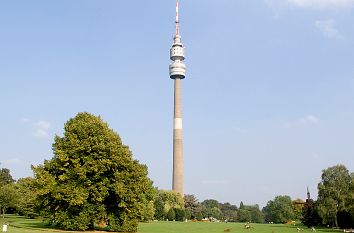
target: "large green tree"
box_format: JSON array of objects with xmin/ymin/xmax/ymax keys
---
[
  {"xmin": 317, "ymin": 164, "xmax": 352, "ymax": 228},
  {"xmin": 32, "ymin": 112, "xmax": 155, "ymax": 232},
  {"xmin": 262, "ymin": 195, "xmax": 295, "ymax": 223}
]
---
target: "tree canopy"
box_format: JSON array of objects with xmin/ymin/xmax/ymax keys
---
[
  {"xmin": 184, "ymin": 194, "xmax": 202, "ymax": 220},
  {"xmin": 32, "ymin": 112, "xmax": 155, "ymax": 232},
  {"xmin": 153, "ymin": 189, "xmax": 184, "ymax": 221},
  {"xmin": 317, "ymin": 164, "xmax": 352, "ymax": 228},
  {"xmin": 0, "ymin": 184, "xmax": 17, "ymax": 218},
  {"xmin": 263, "ymin": 195, "xmax": 295, "ymax": 223},
  {"xmin": 0, "ymin": 168, "xmax": 15, "ymax": 186}
]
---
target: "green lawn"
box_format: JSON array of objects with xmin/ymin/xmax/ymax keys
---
[
  {"xmin": 139, "ymin": 221, "xmax": 337, "ymax": 233},
  {"xmin": 0, "ymin": 215, "xmax": 339, "ymax": 233}
]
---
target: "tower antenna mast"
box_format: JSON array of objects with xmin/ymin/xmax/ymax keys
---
[{"xmin": 175, "ymin": 0, "xmax": 180, "ymax": 35}]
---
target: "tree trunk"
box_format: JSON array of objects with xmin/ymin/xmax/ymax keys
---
[
  {"xmin": 88, "ymin": 220, "xmax": 94, "ymax": 230},
  {"xmin": 334, "ymin": 208, "xmax": 338, "ymax": 228}
]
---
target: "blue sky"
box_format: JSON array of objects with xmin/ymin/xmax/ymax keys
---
[{"xmin": 1, "ymin": 0, "xmax": 354, "ymax": 207}]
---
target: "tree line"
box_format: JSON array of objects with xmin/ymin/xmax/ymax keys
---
[
  {"xmin": 1, "ymin": 113, "xmax": 353, "ymax": 231},
  {"xmin": 3, "ymin": 163, "xmax": 353, "ymax": 229}
]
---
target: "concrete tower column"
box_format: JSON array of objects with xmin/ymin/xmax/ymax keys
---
[{"xmin": 173, "ymin": 78, "xmax": 184, "ymax": 195}]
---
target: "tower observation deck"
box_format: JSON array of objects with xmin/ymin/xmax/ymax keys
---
[{"xmin": 169, "ymin": 0, "xmax": 186, "ymax": 196}]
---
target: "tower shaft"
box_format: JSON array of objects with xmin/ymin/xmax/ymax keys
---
[
  {"xmin": 173, "ymin": 78, "xmax": 184, "ymax": 195},
  {"xmin": 169, "ymin": 0, "xmax": 186, "ymax": 197}
]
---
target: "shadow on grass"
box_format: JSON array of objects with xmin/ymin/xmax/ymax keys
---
[{"xmin": 4, "ymin": 214, "xmax": 112, "ymax": 232}]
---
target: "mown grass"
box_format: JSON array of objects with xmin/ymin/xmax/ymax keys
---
[
  {"xmin": 139, "ymin": 221, "xmax": 338, "ymax": 233},
  {"xmin": 0, "ymin": 215, "xmax": 340, "ymax": 233}
]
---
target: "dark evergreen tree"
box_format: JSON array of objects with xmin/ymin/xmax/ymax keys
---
[
  {"xmin": 302, "ymin": 201, "xmax": 322, "ymax": 227},
  {"xmin": 239, "ymin": 201, "xmax": 244, "ymax": 209}
]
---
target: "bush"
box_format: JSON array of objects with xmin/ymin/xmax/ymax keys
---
[
  {"xmin": 166, "ymin": 208, "xmax": 176, "ymax": 221},
  {"xmin": 174, "ymin": 208, "xmax": 186, "ymax": 221}
]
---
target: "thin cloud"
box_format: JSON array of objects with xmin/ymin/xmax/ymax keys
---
[
  {"xmin": 284, "ymin": 115, "xmax": 320, "ymax": 128},
  {"xmin": 298, "ymin": 115, "xmax": 320, "ymax": 125},
  {"xmin": 35, "ymin": 121, "xmax": 51, "ymax": 130},
  {"xmin": 264, "ymin": 0, "xmax": 288, "ymax": 17},
  {"xmin": 20, "ymin": 117, "xmax": 30, "ymax": 123},
  {"xmin": 33, "ymin": 129, "xmax": 49, "ymax": 138},
  {"xmin": 315, "ymin": 19, "xmax": 343, "ymax": 39},
  {"xmin": 288, "ymin": 0, "xmax": 354, "ymax": 9},
  {"xmin": 264, "ymin": 0, "xmax": 354, "ymax": 14},
  {"xmin": 33, "ymin": 120, "xmax": 51, "ymax": 138}
]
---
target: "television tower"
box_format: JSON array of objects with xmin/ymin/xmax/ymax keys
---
[{"xmin": 169, "ymin": 0, "xmax": 186, "ymax": 196}]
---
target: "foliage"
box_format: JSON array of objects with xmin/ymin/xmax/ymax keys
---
[
  {"xmin": 195, "ymin": 211, "xmax": 203, "ymax": 221},
  {"xmin": 174, "ymin": 208, "xmax": 186, "ymax": 221},
  {"xmin": 154, "ymin": 194, "xmax": 165, "ymax": 220},
  {"xmin": 201, "ymin": 199, "xmax": 220, "ymax": 210},
  {"xmin": 262, "ymin": 195, "xmax": 295, "ymax": 223},
  {"xmin": 32, "ymin": 112, "xmax": 155, "ymax": 232},
  {"xmin": 184, "ymin": 194, "xmax": 202, "ymax": 219},
  {"xmin": 292, "ymin": 199, "xmax": 304, "ymax": 220},
  {"xmin": 239, "ymin": 201, "xmax": 244, "ymax": 209},
  {"xmin": 153, "ymin": 190, "xmax": 184, "ymax": 221},
  {"xmin": 245, "ymin": 205, "xmax": 264, "ymax": 223},
  {"xmin": 317, "ymin": 164, "xmax": 352, "ymax": 228},
  {"xmin": 0, "ymin": 168, "xmax": 15, "ymax": 186},
  {"xmin": 185, "ymin": 208, "xmax": 192, "ymax": 220},
  {"xmin": 166, "ymin": 208, "xmax": 175, "ymax": 221},
  {"xmin": 0, "ymin": 183, "xmax": 18, "ymax": 217},
  {"xmin": 220, "ymin": 202, "xmax": 237, "ymax": 222},
  {"xmin": 201, "ymin": 199, "xmax": 222, "ymax": 219},
  {"xmin": 349, "ymin": 173, "xmax": 354, "ymax": 226},
  {"xmin": 302, "ymin": 200, "xmax": 322, "ymax": 227},
  {"xmin": 141, "ymin": 200, "xmax": 155, "ymax": 222},
  {"xmin": 200, "ymin": 199, "xmax": 239, "ymax": 222},
  {"xmin": 237, "ymin": 209, "xmax": 251, "ymax": 222},
  {"xmin": 236, "ymin": 204, "xmax": 263, "ymax": 223},
  {"xmin": 14, "ymin": 177, "xmax": 38, "ymax": 218}
]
